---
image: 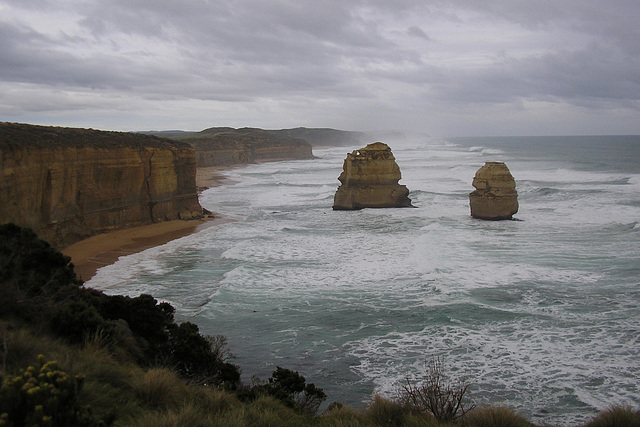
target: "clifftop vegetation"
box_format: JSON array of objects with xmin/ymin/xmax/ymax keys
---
[
  {"xmin": 172, "ymin": 127, "xmax": 312, "ymax": 151},
  {"xmin": 0, "ymin": 122, "xmax": 192, "ymax": 150},
  {"xmin": 163, "ymin": 126, "xmax": 367, "ymax": 148}
]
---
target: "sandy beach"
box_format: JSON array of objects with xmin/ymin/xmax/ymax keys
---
[
  {"xmin": 63, "ymin": 166, "xmax": 233, "ymax": 282},
  {"xmin": 62, "ymin": 159, "xmax": 315, "ymax": 282}
]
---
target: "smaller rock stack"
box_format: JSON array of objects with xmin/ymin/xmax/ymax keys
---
[
  {"xmin": 469, "ymin": 162, "xmax": 518, "ymax": 220},
  {"xmin": 333, "ymin": 142, "xmax": 412, "ymax": 210}
]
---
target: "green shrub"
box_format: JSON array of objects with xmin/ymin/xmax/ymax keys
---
[
  {"xmin": 51, "ymin": 300, "xmax": 106, "ymax": 344},
  {"xmin": 583, "ymin": 406, "xmax": 640, "ymax": 427},
  {"xmin": 0, "ymin": 224, "xmax": 241, "ymax": 390},
  {"xmin": 0, "ymin": 224, "xmax": 81, "ymax": 321},
  {"xmin": 166, "ymin": 321, "xmax": 240, "ymax": 387},
  {"xmin": 248, "ymin": 366, "xmax": 327, "ymax": 415},
  {"xmin": 462, "ymin": 406, "xmax": 534, "ymax": 427},
  {"xmin": 0, "ymin": 355, "xmax": 98, "ymax": 426}
]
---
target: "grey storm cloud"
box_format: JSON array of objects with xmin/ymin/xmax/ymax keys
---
[{"xmin": 0, "ymin": 0, "xmax": 639, "ymax": 135}]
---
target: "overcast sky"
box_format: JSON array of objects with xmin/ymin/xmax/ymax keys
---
[{"xmin": 1, "ymin": 0, "xmax": 639, "ymax": 136}]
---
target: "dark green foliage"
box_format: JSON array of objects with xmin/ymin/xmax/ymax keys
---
[
  {"xmin": 97, "ymin": 293, "xmax": 175, "ymax": 344},
  {"xmin": 81, "ymin": 291, "xmax": 175, "ymax": 361},
  {"xmin": 0, "ymin": 224, "xmax": 81, "ymax": 319},
  {"xmin": 247, "ymin": 367, "xmax": 327, "ymax": 415},
  {"xmin": 166, "ymin": 322, "xmax": 240, "ymax": 387},
  {"xmin": 0, "ymin": 355, "xmax": 99, "ymax": 426},
  {"xmin": 0, "ymin": 122, "xmax": 191, "ymax": 150},
  {"xmin": 0, "ymin": 224, "xmax": 240, "ymax": 389},
  {"xmin": 51, "ymin": 301, "xmax": 105, "ymax": 344}
]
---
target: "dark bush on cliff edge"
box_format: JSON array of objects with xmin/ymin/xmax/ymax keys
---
[
  {"xmin": 239, "ymin": 366, "xmax": 327, "ymax": 415},
  {"xmin": 0, "ymin": 223, "xmax": 240, "ymax": 388}
]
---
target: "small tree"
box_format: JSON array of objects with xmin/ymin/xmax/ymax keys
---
[
  {"xmin": 399, "ymin": 357, "xmax": 475, "ymax": 422},
  {"xmin": 249, "ymin": 367, "xmax": 327, "ymax": 415}
]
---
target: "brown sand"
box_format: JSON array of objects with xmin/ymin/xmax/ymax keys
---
[
  {"xmin": 64, "ymin": 167, "xmax": 234, "ymax": 282},
  {"xmin": 62, "ymin": 217, "xmax": 229, "ymax": 282}
]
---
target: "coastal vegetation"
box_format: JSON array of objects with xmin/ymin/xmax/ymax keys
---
[
  {"xmin": 0, "ymin": 223, "xmax": 638, "ymax": 426},
  {"xmin": 165, "ymin": 126, "xmax": 367, "ymax": 148}
]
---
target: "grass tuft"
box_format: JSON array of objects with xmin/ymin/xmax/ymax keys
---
[
  {"xmin": 462, "ymin": 406, "xmax": 534, "ymax": 427},
  {"xmin": 133, "ymin": 368, "xmax": 187, "ymax": 409},
  {"xmin": 321, "ymin": 403, "xmax": 369, "ymax": 426},
  {"xmin": 364, "ymin": 395, "xmax": 437, "ymax": 427},
  {"xmin": 583, "ymin": 406, "xmax": 640, "ymax": 427},
  {"xmin": 131, "ymin": 402, "xmax": 214, "ymax": 427}
]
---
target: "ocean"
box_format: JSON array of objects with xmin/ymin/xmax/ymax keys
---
[{"xmin": 88, "ymin": 135, "xmax": 640, "ymax": 426}]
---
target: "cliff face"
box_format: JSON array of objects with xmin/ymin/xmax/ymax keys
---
[
  {"xmin": 333, "ymin": 142, "xmax": 413, "ymax": 210},
  {"xmin": 173, "ymin": 127, "xmax": 315, "ymax": 167},
  {"xmin": 0, "ymin": 123, "xmax": 203, "ymax": 248}
]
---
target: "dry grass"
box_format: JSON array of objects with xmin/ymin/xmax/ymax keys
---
[
  {"xmin": 321, "ymin": 404, "xmax": 367, "ymax": 427},
  {"xmin": 583, "ymin": 406, "xmax": 640, "ymax": 427},
  {"xmin": 133, "ymin": 368, "xmax": 188, "ymax": 409},
  {"xmin": 363, "ymin": 395, "xmax": 438, "ymax": 427},
  {"xmin": 131, "ymin": 402, "xmax": 215, "ymax": 427},
  {"xmin": 186, "ymin": 384, "xmax": 241, "ymax": 414},
  {"xmin": 462, "ymin": 406, "xmax": 534, "ymax": 427}
]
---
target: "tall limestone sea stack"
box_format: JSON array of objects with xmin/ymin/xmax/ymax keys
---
[
  {"xmin": 333, "ymin": 142, "xmax": 412, "ymax": 210},
  {"xmin": 469, "ymin": 162, "xmax": 518, "ymax": 220}
]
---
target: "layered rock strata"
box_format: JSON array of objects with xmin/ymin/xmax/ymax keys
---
[
  {"xmin": 469, "ymin": 162, "xmax": 518, "ymax": 220},
  {"xmin": 333, "ymin": 142, "xmax": 412, "ymax": 210},
  {"xmin": 0, "ymin": 123, "xmax": 203, "ymax": 248}
]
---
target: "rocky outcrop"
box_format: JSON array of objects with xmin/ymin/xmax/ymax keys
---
[
  {"xmin": 0, "ymin": 123, "xmax": 203, "ymax": 248},
  {"xmin": 333, "ymin": 142, "xmax": 412, "ymax": 210},
  {"xmin": 469, "ymin": 162, "xmax": 518, "ymax": 220},
  {"xmin": 173, "ymin": 127, "xmax": 315, "ymax": 167}
]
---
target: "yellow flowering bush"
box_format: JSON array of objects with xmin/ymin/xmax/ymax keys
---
[{"xmin": 0, "ymin": 355, "xmax": 96, "ymax": 426}]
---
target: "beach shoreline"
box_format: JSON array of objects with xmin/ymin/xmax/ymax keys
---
[
  {"xmin": 63, "ymin": 156, "xmax": 323, "ymax": 283},
  {"xmin": 63, "ymin": 165, "xmax": 234, "ymax": 282}
]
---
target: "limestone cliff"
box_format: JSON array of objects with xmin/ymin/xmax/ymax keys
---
[
  {"xmin": 333, "ymin": 142, "xmax": 412, "ymax": 210},
  {"xmin": 171, "ymin": 127, "xmax": 315, "ymax": 167},
  {"xmin": 0, "ymin": 123, "xmax": 203, "ymax": 248},
  {"xmin": 469, "ymin": 162, "xmax": 518, "ymax": 220}
]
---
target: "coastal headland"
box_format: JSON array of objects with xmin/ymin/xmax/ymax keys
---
[{"xmin": 0, "ymin": 123, "xmax": 366, "ymax": 280}]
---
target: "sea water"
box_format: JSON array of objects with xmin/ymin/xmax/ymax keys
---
[{"xmin": 89, "ymin": 136, "xmax": 640, "ymax": 426}]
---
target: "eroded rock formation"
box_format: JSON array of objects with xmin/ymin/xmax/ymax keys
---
[
  {"xmin": 333, "ymin": 142, "xmax": 412, "ymax": 210},
  {"xmin": 0, "ymin": 123, "xmax": 203, "ymax": 248},
  {"xmin": 469, "ymin": 162, "xmax": 518, "ymax": 220}
]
